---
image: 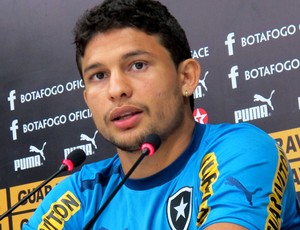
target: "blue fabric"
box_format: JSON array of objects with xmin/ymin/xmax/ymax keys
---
[{"xmin": 23, "ymin": 122, "xmax": 300, "ymax": 229}]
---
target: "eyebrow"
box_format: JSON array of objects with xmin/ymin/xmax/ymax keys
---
[
  {"xmin": 83, "ymin": 50, "xmax": 152, "ymax": 74},
  {"xmin": 83, "ymin": 63, "xmax": 103, "ymax": 74},
  {"xmin": 121, "ymin": 50, "xmax": 152, "ymax": 60}
]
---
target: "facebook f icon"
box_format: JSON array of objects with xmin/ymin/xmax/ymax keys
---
[
  {"xmin": 225, "ymin": 32, "xmax": 235, "ymax": 56},
  {"xmin": 10, "ymin": 119, "xmax": 19, "ymax": 140},
  {"xmin": 228, "ymin": 66, "xmax": 239, "ymax": 89},
  {"xmin": 7, "ymin": 90, "xmax": 16, "ymax": 111}
]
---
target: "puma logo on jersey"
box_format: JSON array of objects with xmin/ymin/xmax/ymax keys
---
[{"xmin": 225, "ymin": 176, "xmax": 262, "ymax": 205}]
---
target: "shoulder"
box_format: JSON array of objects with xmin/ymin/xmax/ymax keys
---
[
  {"xmin": 40, "ymin": 154, "xmax": 120, "ymax": 196},
  {"xmin": 22, "ymin": 155, "xmax": 120, "ymax": 228},
  {"xmin": 200, "ymin": 122, "xmax": 279, "ymax": 167},
  {"xmin": 205, "ymin": 122, "xmax": 269, "ymax": 136},
  {"xmin": 203, "ymin": 122, "xmax": 276, "ymax": 148},
  {"xmin": 68, "ymin": 154, "xmax": 121, "ymax": 191},
  {"xmin": 78, "ymin": 154, "xmax": 120, "ymax": 180}
]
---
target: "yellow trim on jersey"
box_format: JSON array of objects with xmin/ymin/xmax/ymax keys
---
[
  {"xmin": 265, "ymin": 145, "xmax": 289, "ymax": 229},
  {"xmin": 197, "ymin": 152, "xmax": 219, "ymax": 226},
  {"xmin": 38, "ymin": 191, "xmax": 81, "ymax": 230}
]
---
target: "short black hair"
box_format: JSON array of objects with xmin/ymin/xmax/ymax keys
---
[{"xmin": 73, "ymin": 0, "xmax": 194, "ymax": 110}]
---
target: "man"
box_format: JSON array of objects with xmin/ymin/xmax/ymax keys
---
[{"xmin": 23, "ymin": 0, "xmax": 300, "ymax": 229}]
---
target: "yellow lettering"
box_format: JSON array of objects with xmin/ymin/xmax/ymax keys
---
[
  {"xmin": 197, "ymin": 153, "xmax": 219, "ymax": 226},
  {"xmin": 265, "ymin": 146, "xmax": 288, "ymax": 229},
  {"xmin": 38, "ymin": 191, "xmax": 80, "ymax": 230}
]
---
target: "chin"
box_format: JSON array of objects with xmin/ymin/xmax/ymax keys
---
[
  {"xmin": 111, "ymin": 130, "xmax": 156, "ymax": 152},
  {"xmin": 115, "ymin": 141, "xmax": 141, "ymax": 153},
  {"xmin": 108, "ymin": 134, "xmax": 142, "ymax": 152}
]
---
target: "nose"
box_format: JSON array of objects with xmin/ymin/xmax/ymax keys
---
[{"xmin": 108, "ymin": 70, "xmax": 133, "ymax": 101}]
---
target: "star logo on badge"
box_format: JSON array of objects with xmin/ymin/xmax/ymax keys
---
[
  {"xmin": 174, "ymin": 197, "xmax": 188, "ymax": 220},
  {"xmin": 167, "ymin": 187, "xmax": 192, "ymax": 230}
]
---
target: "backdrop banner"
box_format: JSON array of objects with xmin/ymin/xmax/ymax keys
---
[{"xmin": 0, "ymin": 1, "xmax": 299, "ymax": 229}]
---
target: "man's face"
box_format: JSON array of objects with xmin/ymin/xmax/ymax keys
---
[{"xmin": 82, "ymin": 28, "xmax": 186, "ymax": 152}]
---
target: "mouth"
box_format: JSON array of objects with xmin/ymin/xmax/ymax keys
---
[
  {"xmin": 112, "ymin": 111, "xmax": 142, "ymax": 121},
  {"xmin": 110, "ymin": 106, "xmax": 143, "ymax": 122},
  {"xmin": 109, "ymin": 106, "xmax": 144, "ymax": 130}
]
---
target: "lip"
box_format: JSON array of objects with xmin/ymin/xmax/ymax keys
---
[{"xmin": 109, "ymin": 105, "xmax": 143, "ymax": 129}]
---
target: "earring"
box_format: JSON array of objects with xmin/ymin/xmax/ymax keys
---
[{"xmin": 185, "ymin": 90, "xmax": 188, "ymax": 97}]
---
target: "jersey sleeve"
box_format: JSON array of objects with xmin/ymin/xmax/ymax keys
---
[
  {"xmin": 197, "ymin": 123, "xmax": 293, "ymax": 229},
  {"xmin": 22, "ymin": 170, "xmax": 87, "ymax": 230}
]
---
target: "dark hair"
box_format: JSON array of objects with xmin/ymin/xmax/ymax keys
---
[{"xmin": 73, "ymin": 0, "xmax": 194, "ymax": 110}]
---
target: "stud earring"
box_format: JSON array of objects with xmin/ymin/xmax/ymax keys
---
[{"xmin": 185, "ymin": 90, "xmax": 188, "ymax": 97}]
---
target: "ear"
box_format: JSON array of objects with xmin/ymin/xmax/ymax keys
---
[
  {"xmin": 83, "ymin": 89, "xmax": 88, "ymax": 105},
  {"xmin": 178, "ymin": 58, "xmax": 201, "ymax": 97}
]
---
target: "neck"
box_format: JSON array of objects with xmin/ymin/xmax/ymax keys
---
[{"xmin": 118, "ymin": 117, "xmax": 196, "ymax": 179}]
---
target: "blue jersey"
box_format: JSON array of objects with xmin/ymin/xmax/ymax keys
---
[{"xmin": 23, "ymin": 123, "xmax": 300, "ymax": 229}]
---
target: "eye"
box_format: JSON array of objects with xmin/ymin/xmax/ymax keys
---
[
  {"xmin": 91, "ymin": 72, "xmax": 105, "ymax": 80},
  {"xmin": 131, "ymin": 61, "xmax": 147, "ymax": 71}
]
